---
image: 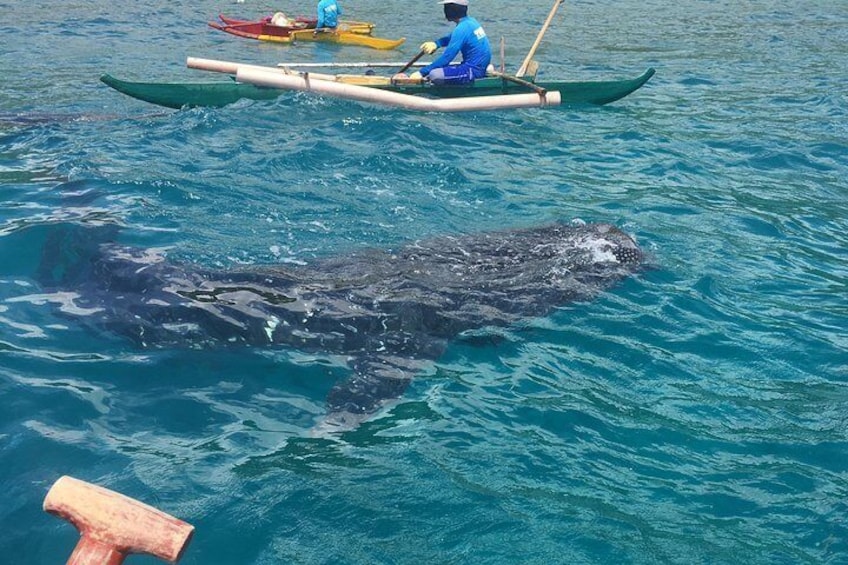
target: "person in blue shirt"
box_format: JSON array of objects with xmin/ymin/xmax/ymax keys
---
[
  {"xmin": 316, "ymin": 0, "xmax": 342, "ymax": 30},
  {"xmin": 399, "ymin": 0, "xmax": 491, "ymax": 85}
]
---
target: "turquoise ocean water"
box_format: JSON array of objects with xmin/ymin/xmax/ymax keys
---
[{"xmin": 1, "ymin": 0, "xmax": 846, "ymax": 563}]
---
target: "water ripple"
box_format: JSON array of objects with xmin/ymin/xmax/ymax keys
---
[{"xmin": 2, "ymin": 0, "xmax": 848, "ymax": 563}]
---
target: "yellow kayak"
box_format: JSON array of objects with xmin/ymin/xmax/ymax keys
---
[{"xmin": 289, "ymin": 29, "xmax": 405, "ymax": 50}]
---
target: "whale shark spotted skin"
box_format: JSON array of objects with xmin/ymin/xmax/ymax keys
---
[{"xmin": 33, "ymin": 221, "xmax": 644, "ymax": 430}]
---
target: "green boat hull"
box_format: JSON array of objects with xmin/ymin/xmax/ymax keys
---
[{"xmin": 100, "ymin": 68, "xmax": 655, "ymax": 110}]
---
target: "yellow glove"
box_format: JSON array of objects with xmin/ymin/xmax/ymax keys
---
[
  {"xmin": 409, "ymin": 71, "xmax": 423, "ymax": 80},
  {"xmin": 420, "ymin": 41, "xmax": 438, "ymax": 55}
]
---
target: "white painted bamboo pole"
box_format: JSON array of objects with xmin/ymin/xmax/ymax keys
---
[
  {"xmin": 187, "ymin": 57, "xmax": 338, "ymax": 81},
  {"xmin": 188, "ymin": 57, "xmax": 271, "ymax": 74},
  {"xmin": 275, "ymin": 62, "xmax": 429, "ymax": 68},
  {"xmin": 235, "ymin": 66, "xmax": 560, "ymax": 112}
]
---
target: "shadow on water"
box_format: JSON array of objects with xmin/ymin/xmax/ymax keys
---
[
  {"xmin": 233, "ymin": 400, "xmax": 441, "ymax": 478},
  {"xmin": 0, "ymin": 110, "xmax": 170, "ymax": 130}
]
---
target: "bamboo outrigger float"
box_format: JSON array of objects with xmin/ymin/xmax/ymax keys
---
[{"xmin": 234, "ymin": 64, "xmax": 561, "ymax": 112}]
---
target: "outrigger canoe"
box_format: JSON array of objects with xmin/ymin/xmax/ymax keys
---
[
  {"xmin": 100, "ymin": 66, "xmax": 655, "ymax": 110},
  {"xmin": 210, "ymin": 14, "xmax": 404, "ymax": 50}
]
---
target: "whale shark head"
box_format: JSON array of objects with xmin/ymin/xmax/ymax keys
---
[
  {"xmin": 565, "ymin": 222, "xmax": 643, "ymax": 266},
  {"xmin": 442, "ymin": 221, "xmax": 643, "ymax": 306}
]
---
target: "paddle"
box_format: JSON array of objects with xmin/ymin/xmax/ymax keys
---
[
  {"xmin": 516, "ymin": 0, "xmax": 564, "ymax": 78},
  {"xmin": 396, "ymin": 49, "xmax": 427, "ymax": 75}
]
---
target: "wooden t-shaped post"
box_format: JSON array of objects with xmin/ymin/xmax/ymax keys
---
[{"xmin": 44, "ymin": 475, "xmax": 194, "ymax": 565}]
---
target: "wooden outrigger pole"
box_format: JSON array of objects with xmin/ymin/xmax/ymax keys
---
[{"xmin": 516, "ymin": 0, "xmax": 565, "ymax": 78}]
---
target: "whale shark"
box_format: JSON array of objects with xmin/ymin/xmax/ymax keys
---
[{"xmin": 31, "ymin": 220, "xmax": 644, "ymax": 430}]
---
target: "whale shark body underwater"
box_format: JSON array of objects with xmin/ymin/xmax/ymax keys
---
[{"xmin": 33, "ymin": 221, "xmax": 644, "ymax": 431}]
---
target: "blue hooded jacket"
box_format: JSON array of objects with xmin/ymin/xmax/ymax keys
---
[
  {"xmin": 317, "ymin": 0, "xmax": 342, "ymax": 28},
  {"xmin": 421, "ymin": 16, "xmax": 492, "ymax": 77}
]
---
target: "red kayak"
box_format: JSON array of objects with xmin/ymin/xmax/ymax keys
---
[{"xmin": 209, "ymin": 14, "xmax": 376, "ymax": 43}]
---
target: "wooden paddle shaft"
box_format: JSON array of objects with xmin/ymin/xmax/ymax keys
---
[
  {"xmin": 44, "ymin": 476, "xmax": 194, "ymax": 565},
  {"xmin": 517, "ymin": 0, "xmax": 564, "ymax": 77},
  {"xmin": 397, "ymin": 49, "xmax": 427, "ymax": 75}
]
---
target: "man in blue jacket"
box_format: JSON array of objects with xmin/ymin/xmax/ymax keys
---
[
  {"xmin": 316, "ymin": 0, "xmax": 342, "ymax": 30},
  {"xmin": 403, "ymin": 0, "xmax": 492, "ymax": 85}
]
